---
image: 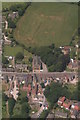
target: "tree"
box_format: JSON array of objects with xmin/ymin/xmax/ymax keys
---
[
  {"xmin": 44, "ymin": 82, "xmax": 71, "ymax": 106},
  {"xmin": 18, "ymin": 9, "xmax": 25, "ymax": 16},
  {"xmin": 28, "ymin": 44, "xmax": 69, "ymax": 72},
  {"xmin": 8, "ymin": 98, "xmax": 16, "ymax": 116},
  {"xmin": 20, "ymin": 96, "xmax": 28, "ymax": 104},
  {"xmin": 15, "ymin": 52, "xmax": 24, "ymax": 61},
  {"xmin": 39, "ymin": 110, "xmax": 49, "ymax": 119},
  {"xmin": 40, "ymin": 82, "xmax": 45, "ymax": 88},
  {"xmin": 5, "ymin": 31, "xmax": 8, "ymax": 37},
  {"xmin": 49, "ymin": 43, "xmax": 55, "ymax": 49},
  {"xmin": 27, "ymin": 66, "xmax": 32, "ymax": 72},
  {"xmin": 8, "ymin": 18, "xmax": 16, "ymax": 28},
  {"xmin": 2, "ymin": 56, "xmax": 9, "ymax": 64},
  {"xmin": 29, "ymin": 57, "xmax": 33, "ymax": 63},
  {"xmin": 6, "ymin": 75, "xmax": 9, "ymax": 83},
  {"xmin": 2, "ymin": 93, "xmax": 8, "ymax": 101},
  {"xmin": 21, "ymin": 102, "xmax": 30, "ymax": 118}
]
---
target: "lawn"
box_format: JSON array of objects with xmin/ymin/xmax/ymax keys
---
[
  {"xmin": 4, "ymin": 45, "xmax": 23, "ymax": 56},
  {"xmin": 14, "ymin": 2, "xmax": 78, "ymax": 47}
]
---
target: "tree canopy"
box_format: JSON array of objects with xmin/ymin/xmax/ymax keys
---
[
  {"xmin": 2, "ymin": 56, "xmax": 9, "ymax": 64},
  {"xmin": 28, "ymin": 44, "xmax": 70, "ymax": 72},
  {"xmin": 44, "ymin": 82, "xmax": 71, "ymax": 106},
  {"xmin": 15, "ymin": 52, "xmax": 24, "ymax": 61}
]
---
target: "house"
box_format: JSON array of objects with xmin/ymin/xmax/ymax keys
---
[
  {"xmin": 62, "ymin": 99, "xmax": 71, "ymax": 110},
  {"xmin": 68, "ymin": 59, "xmax": 78, "ymax": 70},
  {"xmin": 57, "ymin": 97, "xmax": 80, "ymax": 118},
  {"xmin": 71, "ymin": 102, "xmax": 80, "ymax": 112},
  {"xmin": 10, "ymin": 80, "xmax": 19, "ymax": 101},
  {"xmin": 23, "ymin": 85, "xmax": 27, "ymax": 91},
  {"xmin": 15, "ymin": 64, "xmax": 28, "ymax": 72},
  {"xmin": 8, "ymin": 12, "xmax": 18, "ymax": 20},
  {"xmin": 38, "ymin": 84, "xmax": 43, "ymax": 95},
  {"xmin": 61, "ymin": 46, "xmax": 71, "ymax": 55},
  {"xmin": 28, "ymin": 84, "xmax": 31, "ymax": 92},
  {"xmin": 58, "ymin": 97, "xmax": 71, "ymax": 110},
  {"xmin": 58, "ymin": 96, "xmax": 66, "ymax": 106},
  {"xmin": 43, "ymin": 102, "xmax": 48, "ymax": 110},
  {"xmin": 32, "ymin": 56, "xmax": 43, "ymax": 73},
  {"xmin": 32, "ymin": 88, "xmax": 36, "ymax": 97}
]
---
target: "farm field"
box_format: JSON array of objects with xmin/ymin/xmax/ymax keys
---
[{"xmin": 14, "ymin": 2, "xmax": 78, "ymax": 47}]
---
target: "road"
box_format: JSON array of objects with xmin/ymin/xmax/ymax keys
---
[
  {"xmin": 2, "ymin": 71, "xmax": 77, "ymax": 80},
  {"xmin": 2, "ymin": 71, "xmax": 77, "ymax": 76}
]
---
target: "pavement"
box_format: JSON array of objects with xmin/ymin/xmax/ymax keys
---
[{"xmin": 2, "ymin": 71, "xmax": 77, "ymax": 76}]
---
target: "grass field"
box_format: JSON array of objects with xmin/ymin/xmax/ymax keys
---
[
  {"xmin": 4, "ymin": 45, "xmax": 23, "ymax": 56},
  {"xmin": 14, "ymin": 2, "xmax": 78, "ymax": 47},
  {"xmin": 4, "ymin": 45, "xmax": 32, "ymax": 57}
]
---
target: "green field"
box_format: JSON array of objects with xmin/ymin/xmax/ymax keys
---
[
  {"xmin": 4, "ymin": 45, "xmax": 23, "ymax": 56},
  {"xmin": 4, "ymin": 45, "xmax": 32, "ymax": 57},
  {"xmin": 14, "ymin": 2, "xmax": 78, "ymax": 47}
]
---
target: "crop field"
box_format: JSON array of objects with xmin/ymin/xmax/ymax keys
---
[{"xmin": 14, "ymin": 2, "xmax": 78, "ymax": 47}]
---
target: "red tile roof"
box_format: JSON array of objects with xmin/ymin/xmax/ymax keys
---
[
  {"xmin": 74, "ymin": 106, "xmax": 79, "ymax": 111},
  {"xmin": 59, "ymin": 97, "xmax": 66, "ymax": 103}
]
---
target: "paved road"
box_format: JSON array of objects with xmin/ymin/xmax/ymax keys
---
[
  {"xmin": 2, "ymin": 71, "xmax": 77, "ymax": 79},
  {"xmin": 2, "ymin": 71, "xmax": 77, "ymax": 76}
]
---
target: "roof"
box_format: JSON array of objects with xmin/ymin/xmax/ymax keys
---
[
  {"xmin": 59, "ymin": 96, "xmax": 66, "ymax": 103},
  {"xmin": 63, "ymin": 46, "xmax": 71, "ymax": 50},
  {"xmin": 8, "ymin": 12, "xmax": 18, "ymax": 19},
  {"xmin": 68, "ymin": 60, "xmax": 78, "ymax": 69},
  {"xmin": 74, "ymin": 105, "xmax": 79, "ymax": 111},
  {"xmin": 63, "ymin": 99, "xmax": 71, "ymax": 109}
]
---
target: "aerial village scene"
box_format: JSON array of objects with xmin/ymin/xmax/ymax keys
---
[{"xmin": 1, "ymin": 2, "xmax": 80, "ymax": 119}]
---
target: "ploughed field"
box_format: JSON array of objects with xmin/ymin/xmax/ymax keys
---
[{"xmin": 12, "ymin": 3, "xmax": 78, "ymax": 47}]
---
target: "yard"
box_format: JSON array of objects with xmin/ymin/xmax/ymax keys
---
[
  {"xmin": 3, "ymin": 45, "xmax": 23, "ymax": 56},
  {"xmin": 3, "ymin": 45, "xmax": 32, "ymax": 64}
]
